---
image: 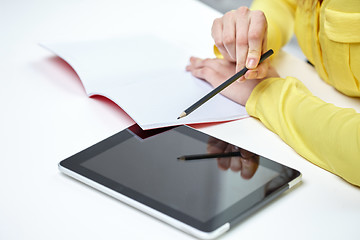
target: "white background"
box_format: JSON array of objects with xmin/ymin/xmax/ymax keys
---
[{"xmin": 1, "ymin": 0, "xmax": 360, "ymax": 239}]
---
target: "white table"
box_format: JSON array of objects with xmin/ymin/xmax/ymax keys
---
[{"xmin": 1, "ymin": 0, "xmax": 359, "ymax": 239}]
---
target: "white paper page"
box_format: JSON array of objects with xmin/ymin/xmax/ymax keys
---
[{"xmin": 41, "ymin": 35, "xmax": 248, "ymax": 129}]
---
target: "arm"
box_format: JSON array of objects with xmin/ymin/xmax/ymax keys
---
[
  {"xmin": 189, "ymin": 0, "xmax": 360, "ymax": 186},
  {"xmin": 246, "ymin": 77, "xmax": 360, "ymax": 186},
  {"xmin": 246, "ymin": 0, "xmax": 360, "ymax": 186},
  {"xmin": 186, "ymin": 56, "xmax": 360, "ymax": 186}
]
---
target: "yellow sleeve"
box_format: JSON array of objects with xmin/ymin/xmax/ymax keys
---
[
  {"xmin": 321, "ymin": 0, "xmax": 360, "ymax": 96},
  {"xmin": 251, "ymin": 0, "xmax": 297, "ymax": 54},
  {"xmin": 246, "ymin": 77, "xmax": 360, "ymax": 186}
]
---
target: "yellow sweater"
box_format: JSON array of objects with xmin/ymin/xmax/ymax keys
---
[{"xmin": 245, "ymin": 0, "xmax": 360, "ymax": 186}]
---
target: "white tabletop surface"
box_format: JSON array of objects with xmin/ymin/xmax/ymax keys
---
[{"xmin": 1, "ymin": 0, "xmax": 360, "ymax": 239}]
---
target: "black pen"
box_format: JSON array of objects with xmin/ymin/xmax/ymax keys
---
[
  {"xmin": 177, "ymin": 151, "xmax": 242, "ymax": 161},
  {"xmin": 178, "ymin": 49, "xmax": 274, "ymax": 119}
]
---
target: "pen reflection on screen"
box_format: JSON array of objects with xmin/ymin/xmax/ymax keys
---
[{"xmin": 178, "ymin": 137, "xmax": 259, "ymax": 180}]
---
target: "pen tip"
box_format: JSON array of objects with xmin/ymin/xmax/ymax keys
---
[{"xmin": 177, "ymin": 112, "xmax": 187, "ymax": 119}]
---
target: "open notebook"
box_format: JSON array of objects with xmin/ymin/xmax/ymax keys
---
[{"xmin": 41, "ymin": 35, "xmax": 248, "ymax": 129}]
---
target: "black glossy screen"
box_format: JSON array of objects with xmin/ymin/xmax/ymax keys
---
[{"xmin": 61, "ymin": 125, "xmax": 299, "ymax": 231}]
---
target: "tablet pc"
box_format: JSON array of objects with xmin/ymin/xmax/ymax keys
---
[{"xmin": 59, "ymin": 124, "xmax": 301, "ymax": 239}]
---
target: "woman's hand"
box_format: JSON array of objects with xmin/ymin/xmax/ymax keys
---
[
  {"xmin": 207, "ymin": 137, "xmax": 259, "ymax": 179},
  {"xmin": 186, "ymin": 57, "xmax": 279, "ymax": 106},
  {"xmin": 212, "ymin": 7, "xmax": 268, "ymax": 80}
]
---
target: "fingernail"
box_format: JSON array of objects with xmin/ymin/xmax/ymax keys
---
[{"xmin": 246, "ymin": 58, "xmax": 257, "ymax": 69}]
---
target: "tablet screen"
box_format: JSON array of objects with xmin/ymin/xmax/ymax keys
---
[{"xmin": 61, "ymin": 125, "xmax": 300, "ymax": 232}]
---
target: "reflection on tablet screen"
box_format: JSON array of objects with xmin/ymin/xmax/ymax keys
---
[{"xmin": 80, "ymin": 126, "xmax": 289, "ymax": 223}]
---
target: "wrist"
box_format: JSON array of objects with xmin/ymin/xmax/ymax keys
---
[{"xmin": 239, "ymin": 79, "xmax": 263, "ymax": 106}]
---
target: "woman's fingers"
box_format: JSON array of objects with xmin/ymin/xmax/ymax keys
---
[
  {"xmin": 186, "ymin": 56, "xmax": 271, "ymax": 106},
  {"xmin": 246, "ymin": 10, "xmax": 267, "ymax": 70},
  {"xmin": 217, "ymin": 157, "xmax": 231, "ymax": 170},
  {"xmin": 222, "ymin": 11, "xmax": 237, "ymax": 61},
  {"xmin": 186, "ymin": 57, "xmax": 238, "ymax": 92},
  {"xmin": 187, "ymin": 57, "xmax": 226, "ymax": 70},
  {"xmin": 230, "ymin": 157, "xmax": 242, "ymax": 172},
  {"xmin": 244, "ymin": 61, "xmax": 268, "ymax": 79},
  {"xmin": 188, "ymin": 66, "xmax": 222, "ymax": 85},
  {"xmin": 235, "ymin": 7, "xmax": 250, "ymax": 72},
  {"xmin": 211, "ymin": 7, "xmax": 269, "ymax": 79},
  {"xmin": 212, "ymin": 18, "xmax": 233, "ymax": 61},
  {"xmin": 186, "ymin": 57, "xmax": 234, "ymax": 82}
]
